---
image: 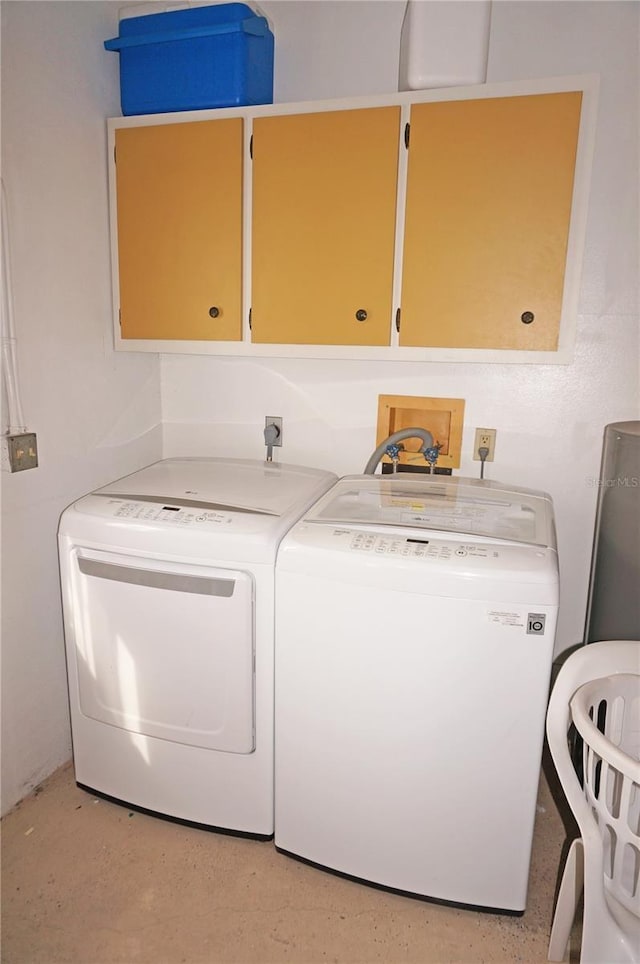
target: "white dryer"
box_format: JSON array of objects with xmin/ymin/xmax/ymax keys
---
[
  {"xmin": 275, "ymin": 474, "xmax": 559, "ymax": 910},
  {"xmin": 59, "ymin": 457, "xmax": 336, "ymax": 837}
]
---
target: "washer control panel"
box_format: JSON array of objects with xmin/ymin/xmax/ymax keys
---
[
  {"xmin": 348, "ymin": 531, "xmax": 494, "ymax": 560},
  {"xmin": 283, "ymin": 524, "xmax": 556, "ymax": 592}
]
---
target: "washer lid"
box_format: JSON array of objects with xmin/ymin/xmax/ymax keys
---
[
  {"xmin": 93, "ymin": 458, "xmax": 334, "ymax": 518},
  {"xmin": 304, "ymin": 474, "xmax": 556, "ymax": 548}
]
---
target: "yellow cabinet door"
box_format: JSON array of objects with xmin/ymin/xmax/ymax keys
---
[
  {"xmin": 400, "ymin": 92, "xmax": 582, "ymax": 350},
  {"xmin": 115, "ymin": 119, "xmax": 243, "ymax": 341},
  {"xmin": 251, "ymin": 107, "xmax": 400, "ymax": 345}
]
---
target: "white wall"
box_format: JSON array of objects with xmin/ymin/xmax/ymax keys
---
[
  {"xmin": 161, "ymin": 1, "xmax": 640, "ymax": 655},
  {"xmin": 0, "ymin": 1, "xmax": 162, "ymax": 814}
]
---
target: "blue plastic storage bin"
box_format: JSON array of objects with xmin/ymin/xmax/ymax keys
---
[{"xmin": 104, "ymin": 3, "xmax": 274, "ymax": 115}]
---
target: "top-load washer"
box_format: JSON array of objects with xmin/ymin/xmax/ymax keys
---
[
  {"xmin": 59, "ymin": 457, "xmax": 336, "ymax": 837},
  {"xmin": 274, "ymin": 474, "xmax": 559, "ymax": 910}
]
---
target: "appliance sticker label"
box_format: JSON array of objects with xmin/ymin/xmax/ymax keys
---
[
  {"xmin": 487, "ymin": 610, "xmax": 526, "ymax": 628},
  {"xmin": 526, "ymin": 613, "xmax": 547, "ymax": 635}
]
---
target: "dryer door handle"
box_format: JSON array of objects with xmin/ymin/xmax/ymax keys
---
[{"xmin": 78, "ymin": 558, "xmax": 235, "ymax": 597}]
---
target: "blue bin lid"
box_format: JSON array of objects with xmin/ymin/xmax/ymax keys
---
[{"xmin": 105, "ymin": 3, "xmax": 269, "ymax": 50}]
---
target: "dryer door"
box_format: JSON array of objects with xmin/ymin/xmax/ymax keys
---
[{"xmin": 68, "ymin": 548, "xmax": 255, "ymax": 753}]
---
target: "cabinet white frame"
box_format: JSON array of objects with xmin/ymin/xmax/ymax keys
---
[{"xmin": 107, "ymin": 73, "xmax": 598, "ymax": 364}]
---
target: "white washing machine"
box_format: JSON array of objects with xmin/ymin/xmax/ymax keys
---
[
  {"xmin": 274, "ymin": 474, "xmax": 559, "ymax": 911},
  {"xmin": 58, "ymin": 457, "xmax": 336, "ymax": 837}
]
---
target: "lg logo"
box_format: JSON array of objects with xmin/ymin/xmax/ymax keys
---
[{"xmin": 527, "ymin": 614, "xmax": 546, "ymax": 635}]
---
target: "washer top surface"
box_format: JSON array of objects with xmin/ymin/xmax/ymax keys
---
[
  {"xmin": 60, "ymin": 458, "xmax": 337, "ymax": 563},
  {"xmin": 303, "ymin": 474, "xmax": 556, "ymax": 548}
]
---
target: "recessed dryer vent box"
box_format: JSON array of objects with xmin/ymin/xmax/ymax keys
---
[
  {"xmin": 376, "ymin": 395, "xmax": 465, "ymax": 471},
  {"xmin": 104, "ymin": 3, "xmax": 274, "ymax": 115}
]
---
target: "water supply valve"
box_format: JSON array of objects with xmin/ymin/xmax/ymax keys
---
[
  {"xmin": 385, "ymin": 442, "xmax": 403, "ymax": 474},
  {"xmin": 423, "ymin": 443, "xmax": 442, "ymax": 468}
]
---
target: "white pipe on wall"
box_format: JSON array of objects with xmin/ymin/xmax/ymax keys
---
[{"xmin": 1, "ymin": 179, "xmax": 27, "ymax": 435}]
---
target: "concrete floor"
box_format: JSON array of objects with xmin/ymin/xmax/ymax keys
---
[{"xmin": 1, "ymin": 760, "xmax": 576, "ymax": 964}]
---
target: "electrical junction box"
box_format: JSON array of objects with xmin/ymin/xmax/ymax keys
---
[{"xmin": 5, "ymin": 432, "xmax": 38, "ymax": 472}]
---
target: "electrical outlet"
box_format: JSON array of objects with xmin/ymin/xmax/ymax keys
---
[
  {"xmin": 4, "ymin": 432, "xmax": 39, "ymax": 472},
  {"xmin": 473, "ymin": 427, "xmax": 496, "ymax": 461},
  {"xmin": 264, "ymin": 416, "xmax": 283, "ymax": 446}
]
